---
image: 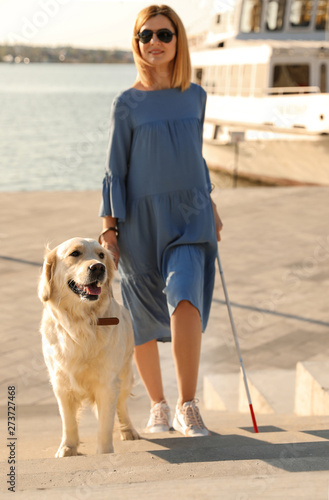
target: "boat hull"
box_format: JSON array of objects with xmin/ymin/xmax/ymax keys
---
[{"xmin": 203, "ymin": 135, "xmax": 329, "ymax": 186}]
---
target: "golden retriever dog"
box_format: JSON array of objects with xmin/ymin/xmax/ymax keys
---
[{"xmin": 38, "ymin": 237, "xmax": 139, "ymax": 457}]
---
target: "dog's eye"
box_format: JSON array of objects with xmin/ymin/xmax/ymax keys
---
[
  {"xmin": 99, "ymin": 252, "xmax": 105, "ymax": 259},
  {"xmin": 70, "ymin": 250, "xmax": 81, "ymax": 257}
]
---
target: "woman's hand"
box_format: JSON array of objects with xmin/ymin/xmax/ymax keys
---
[
  {"xmin": 100, "ymin": 230, "xmax": 120, "ymax": 269},
  {"xmin": 211, "ymin": 199, "xmax": 223, "ymax": 242}
]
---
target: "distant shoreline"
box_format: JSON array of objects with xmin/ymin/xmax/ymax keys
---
[{"xmin": 0, "ymin": 44, "xmax": 134, "ymax": 64}]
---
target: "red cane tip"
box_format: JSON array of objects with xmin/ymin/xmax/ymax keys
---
[{"xmin": 249, "ymin": 404, "xmax": 259, "ymax": 433}]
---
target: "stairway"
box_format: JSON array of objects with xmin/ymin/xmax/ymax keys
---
[
  {"xmin": 204, "ymin": 361, "xmax": 329, "ymax": 416},
  {"xmin": 1, "ymin": 397, "xmax": 329, "ymax": 499}
]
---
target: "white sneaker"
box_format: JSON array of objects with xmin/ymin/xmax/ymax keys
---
[
  {"xmin": 146, "ymin": 401, "xmax": 172, "ymax": 433},
  {"xmin": 173, "ymin": 399, "xmax": 210, "ymax": 437}
]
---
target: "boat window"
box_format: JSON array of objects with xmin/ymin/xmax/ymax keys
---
[
  {"xmin": 289, "ymin": 0, "xmax": 313, "ymax": 27},
  {"xmin": 272, "ymin": 64, "xmax": 310, "ymax": 91},
  {"xmin": 266, "ymin": 0, "xmax": 286, "ymax": 30},
  {"xmin": 315, "ymin": 0, "xmax": 329, "ymax": 29},
  {"xmin": 208, "ymin": 66, "xmax": 217, "ymax": 94},
  {"xmin": 254, "ymin": 64, "xmax": 267, "ymax": 96},
  {"xmin": 213, "ymin": 66, "xmax": 221, "ymax": 93},
  {"xmin": 195, "ymin": 68, "xmax": 203, "ymax": 86},
  {"xmin": 229, "ymin": 65, "xmax": 240, "ymax": 95},
  {"xmin": 217, "ymin": 66, "xmax": 226, "ymax": 95},
  {"xmin": 320, "ymin": 64, "xmax": 327, "ymax": 92},
  {"xmin": 241, "ymin": 65, "xmax": 252, "ymax": 96},
  {"xmin": 240, "ymin": 0, "xmax": 263, "ymax": 32},
  {"xmin": 204, "ymin": 67, "xmax": 210, "ymax": 89}
]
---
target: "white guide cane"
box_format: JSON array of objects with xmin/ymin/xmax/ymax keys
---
[{"xmin": 217, "ymin": 251, "xmax": 259, "ymax": 433}]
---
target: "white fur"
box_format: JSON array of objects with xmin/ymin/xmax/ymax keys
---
[{"xmin": 38, "ymin": 237, "xmax": 139, "ymax": 457}]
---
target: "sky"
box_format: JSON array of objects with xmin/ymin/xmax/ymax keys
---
[{"xmin": 0, "ymin": 0, "xmax": 216, "ymax": 50}]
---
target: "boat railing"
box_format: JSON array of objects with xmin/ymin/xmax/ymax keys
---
[
  {"xmin": 267, "ymin": 86, "xmax": 320, "ymax": 95},
  {"xmin": 205, "ymin": 86, "xmax": 266, "ymax": 97},
  {"xmin": 203, "ymin": 85, "xmax": 321, "ymax": 97}
]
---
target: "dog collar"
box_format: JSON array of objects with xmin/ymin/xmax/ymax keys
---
[{"xmin": 97, "ymin": 317, "xmax": 119, "ymax": 326}]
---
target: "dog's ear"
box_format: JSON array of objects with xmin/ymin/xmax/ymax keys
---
[{"xmin": 38, "ymin": 246, "xmax": 57, "ymax": 302}]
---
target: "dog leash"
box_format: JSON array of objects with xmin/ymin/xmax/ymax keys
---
[{"xmin": 97, "ymin": 317, "xmax": 119, "ymax": 326}]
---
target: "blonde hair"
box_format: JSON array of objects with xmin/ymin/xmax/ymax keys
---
[{"xmin": 131, "ymin": 5, "xmax": 191, "ymax": 91}]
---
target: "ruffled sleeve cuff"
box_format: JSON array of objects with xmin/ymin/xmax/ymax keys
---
[{"xmin": 99, "ymin": 173, "xmax": 126, "ymax": 221}]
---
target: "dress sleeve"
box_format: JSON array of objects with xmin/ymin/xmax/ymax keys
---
[
  {"xmin": 200, "ymin": 88, "xmax": 212, "ymax": 194},
  {"xmin": 99, "ymin": 97, "xmax": 132, "ymax": 220}
]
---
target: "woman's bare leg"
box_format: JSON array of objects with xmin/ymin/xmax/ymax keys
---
[
  {"xmin": 171, "ymin": 300, "xmax": 202, "ymax": 408},
  {"xmin": 134, "ymin": 339, "xmax": 165, "ymax": 406},
  {"xmin": 134, "ymin": 301, "xmax": 202, "ymax": 409}
]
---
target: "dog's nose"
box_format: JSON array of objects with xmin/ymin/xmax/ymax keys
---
[{"xmin": 89, "ymin": 263, "xmax": 106, "ymax": 273}]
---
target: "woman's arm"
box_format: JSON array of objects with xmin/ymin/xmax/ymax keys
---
[
  {"xmin": 99, "ymin": 96, "xmax": 132, "ymax": 267},
  {"xmin": 100, "ymin": 215, "xmax": 120, "ymax": 268},
  {"xmin": 99, "ymin": 95, "xmax": 132, "ymax": 220}
]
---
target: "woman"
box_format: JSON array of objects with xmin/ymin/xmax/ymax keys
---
[{"xmin": 99, "ymin": 5, "xmax": 222, "ymax": 437}]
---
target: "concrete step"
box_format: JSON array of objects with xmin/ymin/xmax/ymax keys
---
[
  {"xmin": 4, "ymin": 471, "xmax": 329, "ymax": 500},
  {"xmin": 295, "ymin": 361, "xmax": 329, "ymax": 416},
  {"xmin": 203, "ymin": 373, "xmax": 240, "ymax": 412},
  {"xmin": 239, "ymin": 369, "xmax": 296, "ymax": 414},
  {"xmin": 203, "ymin": 369, "xmax": 296, "ymax": 414},
  {"xmin": 204, "ymin": 362, "xmax": 329, "ymax": 416},
  {"xmin": 2, "ymin": 410, "xmax": 329, "ymax": 499}
]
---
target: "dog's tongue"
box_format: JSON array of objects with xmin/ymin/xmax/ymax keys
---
[{"xmin": 84, "ymin": 284, "xmax": 101, "ymax": 296}]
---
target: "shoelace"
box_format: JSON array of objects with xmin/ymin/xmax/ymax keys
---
[
  {"xmin": 150, "ymin": 402, "xmax": 169, "ymax": 426},
  {"xmin": 182, "ymin": 399, "xmax": 205, "ymax": 429}
]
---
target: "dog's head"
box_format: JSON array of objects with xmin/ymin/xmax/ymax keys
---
[{"xmin": 38, "ymin": 238, "xmax": 115, "ymax": 304}]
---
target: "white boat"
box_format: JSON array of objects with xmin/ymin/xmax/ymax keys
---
[{"xmin": 190, "ymin": 0, "xmax": 329, "ymax": 186}]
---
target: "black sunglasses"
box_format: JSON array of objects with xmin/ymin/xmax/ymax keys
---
[{"xmin": 137, "ymin": 28, "xmax": 176, "ymax": 44}]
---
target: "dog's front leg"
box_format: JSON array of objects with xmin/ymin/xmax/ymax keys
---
[
  {"xmin": 117, "ymin": 385, "xmax": 140, "ymax": 441},
  {"xmin": 95, "ymin": 382, "xmax": 119, "ymax": 454},
  {"xmin": 55, "ymin": 390, "xmax": 80, "ymax": 458}
]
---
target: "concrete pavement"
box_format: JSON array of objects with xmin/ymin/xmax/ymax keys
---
[{"xmin": 1, "ymin": 185, "xmax": 329, "ymax": 498}]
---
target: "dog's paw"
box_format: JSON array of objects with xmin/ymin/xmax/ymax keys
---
[
  {"xmin": 120, "ymin": 428, "xmax": 140, "ymax": 441},
  {"xmin": 56, "ymin": 445, "xmax": 78, "ymax": 458}
]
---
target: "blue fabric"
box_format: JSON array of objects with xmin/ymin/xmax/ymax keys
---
[{"xmin": 100, "ymin": 83, "xmax": 218, "ymax": 345}]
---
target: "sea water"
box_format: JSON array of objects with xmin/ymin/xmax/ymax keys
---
[{"xmin": 0, "ymin": 63, "xmax": 137, "ymax": 192}]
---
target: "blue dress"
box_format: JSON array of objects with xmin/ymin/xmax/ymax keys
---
[{"xmin": 99, "ymin": 83, "xmax": 217, "ymax": 346}]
